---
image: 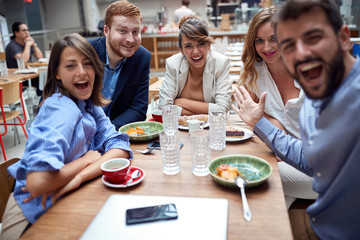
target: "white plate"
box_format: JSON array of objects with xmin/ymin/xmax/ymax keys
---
[
  {"xmin": 227, "ymin": 51, "xmax": 242, "ymax": 56},
  {"xmin": 229, "ymin": 56, "xmax": 242, "ymax": 61},
  {"xmin": 178, "ymin": 121, "xmax": 209, "ymax": 130},
  {"xmin": 14, "ymin": 68, "xmax": 38, "ymax": 74},
  {"xmin": 102, "ymin": 166, "xmax": 145, "ymax": 188},
  {"xmin": 226, "ymin": 127, "xmax": 253, "ymax": 142}
]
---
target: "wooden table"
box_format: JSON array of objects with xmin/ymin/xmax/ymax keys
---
[
  {"xmin": 0, "ymin": 68, "xmax": 47, "ymax": 119},
  {"xmin": 27, "ymin": 61, "xmax": 48, "ymax": 68},
  {"xmin": 0, "ymin": 68, "xmax": 45, "ymax": 83},
  {"xmin": 20, "ymin": 117, "xmax": 293, "ymax": 240}
]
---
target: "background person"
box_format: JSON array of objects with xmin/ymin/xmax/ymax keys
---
[
  {"xmin": 238, "ymin": 7, "xmax": 317, "ymax": 208},
  {"xmin": 173, "ymin": 0, "xmax": 196, "ymax": 26},
  {"xmin": 232, "ymin": 0, "xmax": 359, "ymax": 238},
  {"xmin": 1, "ymin": 33, "xmax": 132, "ymax": 240},
  {"xmin": 88, "ymin": 0, "xmax": 151, "ymax": 130},
  {"xmin": 159, "ymin": 16, "xmax": 232, "ymax": 116},
  {"xmin": 5, "ymin": 22, "xmax": 44, "ymax": 96}
]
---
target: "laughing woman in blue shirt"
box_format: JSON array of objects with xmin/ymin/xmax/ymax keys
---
[{"xmin": 1, "ymin": 33, "xmax": 132, "ymax": 240}]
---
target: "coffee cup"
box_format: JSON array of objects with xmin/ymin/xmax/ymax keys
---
[
  {"xmin": 152, "ymin": 109, "xmax": 163, "ymax": 123},
  {"xmin": 187, "ymin": 119, "xmax": 205, "ymax": 133},
  {"xmin": 100, "ymin": 158, "xmax": 131, "ymax": 184}
]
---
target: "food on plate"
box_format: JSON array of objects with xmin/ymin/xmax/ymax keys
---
[
  {"xmin": 216, "ymin": 164, "xmax": 245, "ymax": 180},
  {"xmin": 126, "ymin": 127, "xmax": 146, "ymax": 136},
  {"xmin": 226, "ymin": 126, "xmax": 245, "ymax": 137},
  {"xmin": 178, "ymin": 114, "xmax": 209, "ymax": 125}
]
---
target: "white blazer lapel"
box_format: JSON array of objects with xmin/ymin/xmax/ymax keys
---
[{"xmin": 202, "ymin": 52, "xmax": 215, "ymax": 102}]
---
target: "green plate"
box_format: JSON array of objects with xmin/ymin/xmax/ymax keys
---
[
  {"xmin": 119, "ymin": 121, "xmax": 163, "ymax": 142},
  {"xmin": 208, "ymin": 154, "xmax": 272, "ymax": 188}
]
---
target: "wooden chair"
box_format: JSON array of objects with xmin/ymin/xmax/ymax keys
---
[
  {"xmin": 0, "ymin": 81, "xmax": 28, "ymax": 161},
  {"xmin": 0, "ymin": 52, "xmax": 5, "ymax": 61},
  {"xmin": 0, "ymin": 158, "xmax": 20, "ymax": 223}
]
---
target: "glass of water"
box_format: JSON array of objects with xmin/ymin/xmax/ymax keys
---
[
  {"xmin": 160, "ymin": 130, "xmax": 181, "ymax": 175},
  {"xmin": 209, "ymin": 111, "xmax": 226, "ymax": 150},
  {"xmin": 190, "ymin": 130, "xmax": 210, "ymax": 176}
]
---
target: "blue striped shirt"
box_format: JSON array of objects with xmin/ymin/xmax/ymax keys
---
[
  {"xmin": 8, "ymin": 92, "xmax": 133, "ymax": 224},
  {"xmin": 254, "ymin": 57, "xmax": 360, "ymax": 239}
]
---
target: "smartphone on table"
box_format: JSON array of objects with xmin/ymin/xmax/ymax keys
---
[
  {"xmin": 147, "ymin": 141, "xmax": 184, "ymax": 150},
  {"xmin": 126, "ymin": 203, "xmax": 178, "ymax": 225}
]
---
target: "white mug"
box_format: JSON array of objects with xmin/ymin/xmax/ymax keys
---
[{"xmin": 187, "ymin": 119, "xmax": 205, "ymax": 133}]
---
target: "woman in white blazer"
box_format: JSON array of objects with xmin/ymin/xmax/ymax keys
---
[{"xmin": 158, "ymin": 16, "xmax": 233, "ymax": 115}]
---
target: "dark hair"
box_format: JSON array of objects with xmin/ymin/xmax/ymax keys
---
[
  {"xmin": 11, "ymin": 22, "xmax": 25, "ymax": 40},
  {"xmin": 272, "ymin": 0, "xmax": 343, "ymax": 35},
  {"xmin": 182, "ymin": 0, "xmax": 190, "ymax": 7},
  {"xmin": 42, "ymin": 33, "xmax": 109, "ymax": 106},
  {"xmin": 105, "ymin": 0, "xmax": 142, "ymax": 28},
  {"xmin": 178, "ymin": 16, "xmax": 214, "ymax": 50}
]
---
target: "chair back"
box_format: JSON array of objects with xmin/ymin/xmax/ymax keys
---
[
  {"xmin": 149, "ymin": 76, "xmax": 159, "ymax": 85},
  {"xmin": 0, "ymin": 52, "xmax": 5, "ymax": 61},
  {"xmin": 0, "ymin": 81, "xmax": 22, "ymax": 106},
  {"xmin": 0, "ymin": 158, "xmax": 20, "ymax": 222}
]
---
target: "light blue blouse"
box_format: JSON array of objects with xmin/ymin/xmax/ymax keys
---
[{"xmin": 8, "ymin": 92, "xmax": 133, "ymax": 224}]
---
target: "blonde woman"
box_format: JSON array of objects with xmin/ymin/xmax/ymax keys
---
[{"xmin": 237, "ymin": 7, "xmax": 317, "ymax": 208}]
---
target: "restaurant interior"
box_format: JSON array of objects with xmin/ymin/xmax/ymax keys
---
[{"xmin": 0, "ymin": 0, "xmax": 359, "ymax": 239}]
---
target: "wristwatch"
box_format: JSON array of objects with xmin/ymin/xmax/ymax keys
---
[{"xmin": 34, "ymin": 43, "xmax": 38, "ymax": 47}]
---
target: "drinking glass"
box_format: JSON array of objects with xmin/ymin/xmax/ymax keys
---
[
  {"xmin": 16, "ymin": 57, "xmax": 25, "ymax": 70},
  {"xmin": 0, "ymin": 60, "xmax": 8, "ymax": 76},
  {"xmin": 209, "ymin": 111, "xmax": 226, "ymax": 150},
  {"xmin": 190, "ymin": 130, "xmax": 210, "ymax": 176},
  {"xmin": 162, "ymin": 105, "xmax": 179, "ymax": 133},
  {"xmin": 160, "ymin": 130, "xmax": 181, "ymax": 175}
]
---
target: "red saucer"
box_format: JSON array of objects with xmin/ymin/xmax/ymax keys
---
[{"xmin": 102, "ymin": 166, "xmax": 145, "ymax": 188}]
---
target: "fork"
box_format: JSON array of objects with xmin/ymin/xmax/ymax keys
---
[{"xmin": 135, "ymin": 146, "xmax": 155, "ymax": 154}]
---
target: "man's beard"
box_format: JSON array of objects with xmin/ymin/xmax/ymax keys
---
[
  {"xmin": 287, "ymin": 43, "xmax": 345, "ymax": 99},
  {"xmin": 108, "ymin": 33, "xmax": 125, "ymax": 59}
]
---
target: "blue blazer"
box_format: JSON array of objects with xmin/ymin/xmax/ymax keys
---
[{"xmin": 88, "ymin": 37, "xmax": 151, "ymax": 130}]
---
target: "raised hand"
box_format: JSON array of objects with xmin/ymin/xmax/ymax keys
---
[{"xmin": 231, "ymin": 86, "xmax": 267, "ymax": 128}]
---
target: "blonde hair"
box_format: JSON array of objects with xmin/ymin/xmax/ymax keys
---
[{"xmin": 238, "ymin": 7, "xmax": 276, "ymax": 92}]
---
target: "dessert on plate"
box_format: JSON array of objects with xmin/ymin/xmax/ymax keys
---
[{"xmin": 226, "ymin": 126, "xmax": 245, "ymax": 137}]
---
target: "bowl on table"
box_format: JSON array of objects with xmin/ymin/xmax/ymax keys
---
[
  {"xmin": 119, "ymin": 121, "xmax": 163, "ymax": 142},
  {"xmin": 208, "ymin": 154, "xmax": 272, "ymax": 188}
]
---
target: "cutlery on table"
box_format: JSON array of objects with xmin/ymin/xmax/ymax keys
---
[
  {"xmin": 135, "ymin": 146, "xmax": 155, "ymax": 154},
  {"xmin": 126, "ymin": 170, "xmax": 141, "ymax": 185},
  {"xmin": 235, "ymin": 176, "xmax": 252, "ymax": 222}
]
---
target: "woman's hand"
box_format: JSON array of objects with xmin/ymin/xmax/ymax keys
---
[{"xmin": 231, "ymin": 86, "xmax": 267, "ymax": 128}]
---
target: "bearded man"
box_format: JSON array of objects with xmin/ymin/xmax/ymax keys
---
[{"xmin": 232, "ymin": 0, "xmax": 359, "ymax": 239}]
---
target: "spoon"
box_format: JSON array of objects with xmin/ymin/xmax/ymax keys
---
[
  {"xmin": 126, "ymin": 170, "xmax": 141, "ymax": 185},
  {"xmin": 235, "ymin": 176, "xmax": 252, "ymax": 222},
  {"xmin": 135, "ymin": 146, "xmax": 155, "ymax": 154}
]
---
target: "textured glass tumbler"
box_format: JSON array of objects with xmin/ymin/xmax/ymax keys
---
[
  {"xmin": 0, "ymin": 60, "xmax": 8, "ymax": 76},
  {"xmin": 16, "ymin": 57, "xmax": 25, "ymax": 70},
  {"xmin": 162, "ymin": 105, "xmax": 179, "ymax": 133},
  {"xmin": 190, "ymin": 130, "xmax": 210, "ymax": 176},
  {"xmin": 209, "ymin": 111, "xmax": 226, "ymax": 150},
  {"xmin": 160, "ymin": 130, "xmax": 181, "ymax": 175}
]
